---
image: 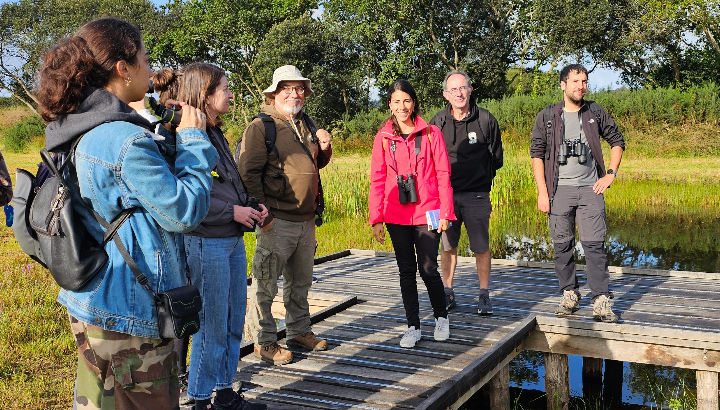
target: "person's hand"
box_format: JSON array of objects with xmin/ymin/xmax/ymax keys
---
[
  {"xmin": 257, "ymin": 203, "xmax": 269, "ymax": 225},
  {"xmin": 177, "ymin": 103, "xmax": 205, "ymax": 131},
  {"xmin": 261, "ymin": 219, "xmax": 275, "ymax": 231},
  {"xmin": 593, "ymin": 174, "xmax": 614, "ymax": 195},
  {"xmin": 317, "ymin": 129, "xmax": 332, "ymax": 151},
  {"xmin": 437, "ymin": 219, "xmax": 449, "ymax": 233},
  {"xmin": 537, "ymin": 192, "xmax": 550, "ymax": 214},
  {"xmin": 372, "ymin": 223, "xmax": 385, "ymax": 244},
  {"xmin": 233, "ymin": 205, "xmax": 261, "ymax": 229}
]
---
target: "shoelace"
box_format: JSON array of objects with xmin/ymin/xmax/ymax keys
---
[
  {"xmin": 403, "ymin": 328, "xmax": 417, "ymax": 339},
  {"xmin": 479, "ymin": 294, "xmax": 489, "ymax": 305}
]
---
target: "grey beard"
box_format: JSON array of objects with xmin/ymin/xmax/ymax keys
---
[{"xmin": 281, "ymin": 101, "xmax": 303, "ymax": 116}]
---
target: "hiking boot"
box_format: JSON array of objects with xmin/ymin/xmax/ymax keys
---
[
  {"xmin": 478, "ymin": 292, "xmax": 493, "ymax": 316},
  {"xmin": 593, "ymin": 294, "xmax": 619, "ymax": 323},
  {"xmin": 286, "ymin": 331, "xmax": 327, "ymax": 351},
  {"xmin": 254, "ymin": 342, "xmax": 293, "ymax": 365},
  {"xmin": 213, "ymin": 389, "xmax": 267, "ymax": 410},
  {"xmin": 399, "ymin": 326, "xmax": 421, "ymax": 348},
  {"xmin": 178, "ymin": 372, "xmax": 194, "ymax": 405},
  {"xmin": 434, "ymin": 317, "xmax": 450, "ymax": 341},
  {"xmin": 445, "ymin": 289, "xmax": 457, "ymax": 311},
  {"xmin": 555, "ymin": 289, "xmax": 580, "ymax": 316}
]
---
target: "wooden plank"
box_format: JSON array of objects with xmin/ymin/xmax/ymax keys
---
[
  {"xmin": 314, "ymin": 249, "xmax": 351, "ymax": 265},
  {"xmin": 536, "ymin": 316, "xmax": 720, "ymax": 346},
  {"xmin": 525, "ymin": 330, "xmax": 720, "ymax": 371},
  {"xmin": 544, "ymin": 352, "xmax": 570, "ymax": 410},
  {"xmin": 415, "ymin": 315, "xmax": 537, "ymax": 410},
  {"xmin": 241, "ymin": 384, "xmax": 396, "ymax": 410},
  {"xmin": 696, "ymin": 371, "xmax": 719, "ymax": 410},
  {"xmin": 240, "ymin": 296, "xmax": 357, "ymax": 357}
]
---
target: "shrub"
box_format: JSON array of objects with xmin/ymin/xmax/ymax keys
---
[{"xmin": 3, "ymin": 115, "xmax": 45, "ymax": 153}]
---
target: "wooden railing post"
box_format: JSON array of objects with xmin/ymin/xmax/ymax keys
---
[
  {"xmin": 544, "ymin": 352, "xmax": 569, "ymax": 410},
  {"xmin": 697, "ymin": 370, "xmax": 719, "ymax": 410},
  {"xmin": 489, "ymin": 363, "xmax": 509, "ymax": 410}
]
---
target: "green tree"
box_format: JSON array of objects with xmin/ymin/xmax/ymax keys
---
[
  {"xmin": 160, "ymin": 0, "xmax": 316, "ymax": 99},
  {"xmin": 323, "ymin": 0, "xmax": 519, "ymax": 107},
  {"xmin": 0, "ymin": 0, "xmax": 167, "ymax": 115},
  {"xmin": 251, "ymin": 15, "xmax": 364, "ymax": 127}
]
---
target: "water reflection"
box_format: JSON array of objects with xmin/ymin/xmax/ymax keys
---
[
  {"xmin": 457, "ymin": 217, "xmax": 720, "ymax": 273},
  {"xmin": 507, "ymin": 351, "xmax": 699, "ymax": 408}
]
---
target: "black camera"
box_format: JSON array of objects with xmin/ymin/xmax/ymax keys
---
[
  {"xmin": 146, "ymin": 81, "xmax": 182, "ymax": 126},
  {"xmin": 397, "ymin": 174, "xmax": 418, "ymax": 204},
  {"xmin": 239, "ymin": 196, "xmax": 263, "ymax": 233},
  {"xmin": 558, "ymin": 139, "xmax": 588, "ymax": 165}
]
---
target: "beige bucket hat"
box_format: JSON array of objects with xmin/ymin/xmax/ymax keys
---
[{"xmin": 263, "ymin": 65, "xmax": 314, "ymax": 98}]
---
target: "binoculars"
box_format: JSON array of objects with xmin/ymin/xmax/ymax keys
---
[
  {"xmin": 239, "ymin": 196, "xmax": 263, "ymax": 233},
  {"xmin": 397, "ymin": 174, "xmax": 418, "ymax": 204},
  {"xmin": 558, "ymin": 139, "xmax": 589, "ymax": 165},
  {"xmin": 146, "ymin": 81, "xmax": 182, "ymax": 126}
]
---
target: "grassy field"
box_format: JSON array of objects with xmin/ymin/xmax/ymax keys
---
[{"xmin": 1, "ymin": 97, "xmax": 719, "ymax": 408}]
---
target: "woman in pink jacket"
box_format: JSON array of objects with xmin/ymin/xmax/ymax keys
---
[{"xmin": 369, "ymin": 79, "xmax": 456, "ymax": 348}]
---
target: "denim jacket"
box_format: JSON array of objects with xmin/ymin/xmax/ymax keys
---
[{"xmin": 57, "ymin": 121, "xmax": 218, "ymax": 338}]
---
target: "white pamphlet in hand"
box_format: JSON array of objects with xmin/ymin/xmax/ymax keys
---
[{"xmin": 426, "ymin": 209, "xmax": 440, "ymax": 230}]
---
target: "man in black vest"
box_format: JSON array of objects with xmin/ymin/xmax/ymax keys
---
[
  {"xmin": 430, "ymin": 71, "xmax": 503, "ymax": 316},
  {"xmin": 530, "ymin": 64, "xmax": 625, "ymax": 323}
]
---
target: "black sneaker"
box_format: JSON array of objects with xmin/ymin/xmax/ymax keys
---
[
  {"xmin": 445, "ymin": 290, "xmax": 457, "ymax": 311},
  {"xmin": 477, "ymin": 293, "xmax": 493, "ymax": 315},
  {"xmin": 213, "ymin": 390, "xmax": 267, "ymax": 410}
]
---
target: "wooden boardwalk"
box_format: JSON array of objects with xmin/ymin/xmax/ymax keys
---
[{"xmin": 183, "ymin": 249, "xmax": 720, "ymax": 409}]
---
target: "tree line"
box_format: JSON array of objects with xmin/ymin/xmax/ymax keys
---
[{"xmin": 2, "ymin": 0, "xmax": 719, "ymax": 127}]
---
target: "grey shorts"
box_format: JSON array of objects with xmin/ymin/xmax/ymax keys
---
[
  {"xmin": 441, "ymin": 191, "xmax": 492, "ymax": 253},
  {"xmin": 549, "ymin": 185, "xmax": 606, "ymax": 243}
]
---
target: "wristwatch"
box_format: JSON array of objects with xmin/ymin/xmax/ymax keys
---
[{"xmin": 607, "ymin": 169, "xmax": 617, "ymax": 177}]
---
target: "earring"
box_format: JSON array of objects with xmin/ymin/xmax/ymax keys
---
[{"xmin": 125, "ymin": 77, "xmax": 132, "ymax": 87}]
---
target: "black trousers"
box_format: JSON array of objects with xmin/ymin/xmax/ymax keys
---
[{"xmin": 386, "ymin": 224, "xmax": 448, "ymax": 329}]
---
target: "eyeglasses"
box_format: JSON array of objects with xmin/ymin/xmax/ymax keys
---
[
  {"xmin": 444, "ymin": 86, "xmax": 470, "ymax": 94},
  {"xmin": 280, "ymin": 85, "xmax": 305, "ymax": 95}
]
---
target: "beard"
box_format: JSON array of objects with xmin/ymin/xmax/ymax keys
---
[
  {"xmin": 279, "ymin": 99, "xmax": 303, "ymax": 116},
  {"xmin": 565, "ymin": 90, "xmax": 584, "ymax": 105}
]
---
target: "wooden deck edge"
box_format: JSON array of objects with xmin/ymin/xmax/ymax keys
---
[
  {"xmin": 415, "ymin": 314, "xmax": 538, "ymax": 410},
  {"xmin": 313, "ymin": 249, "xmax": 351, "ymax": 265},
  {"xmin": 343, "ymin": 249, "xmax": 718, "ymax": 280},
  {"xmin": 239, "ymin": 295, "xmax": 358, "ymax": 358},
  {"xmin": 535, "ymin": 315, "xmax": 720, "ymax": 346}
]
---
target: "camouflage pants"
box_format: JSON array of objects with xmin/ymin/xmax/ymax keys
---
[{"xmin": 70, "ymin": 315, "xmax": 180, "ymax": 410}]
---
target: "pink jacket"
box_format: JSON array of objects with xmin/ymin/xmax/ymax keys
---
[{"xmin": 369, "ymin": 117, "xmax": 455, "ymax": 226}]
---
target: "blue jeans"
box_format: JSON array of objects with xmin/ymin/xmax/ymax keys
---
[{"xmin": 185, "ymin": 236, "xmax": 247, "ymax": 400}]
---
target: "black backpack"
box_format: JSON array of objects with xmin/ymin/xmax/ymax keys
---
[
  {"xmin": 13, "ymin": 141, "xmax": 131, "ymax": 290},
  {"xmin": 234, "ymin": 113, "xmax": 325, "ymax": 225}
]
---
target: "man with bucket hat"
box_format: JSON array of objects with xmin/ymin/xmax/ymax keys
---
[{"xmin": 238, "ymin": 65, "xmax": 332, "ymax": 365}]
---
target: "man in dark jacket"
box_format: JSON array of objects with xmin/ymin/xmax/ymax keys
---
[
  {"xmin": 430, "ymin": 71, "xmax": 503, "ymax": 316},
  {"xmin": 530, "ymin": 64, "xmax": 625, "ymax": 323}
]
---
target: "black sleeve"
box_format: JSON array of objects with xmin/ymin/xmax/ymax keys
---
[
  {"xmin": 488, "ymin": 112, "xmax": 503, "ymax": 171},
  {"xmin": 597, "ymin": 106, "xmax": 626, "ymax": 150},
  {"xmin": 529, "ymin": 111, "xmax": 548, "ymax": 159}
]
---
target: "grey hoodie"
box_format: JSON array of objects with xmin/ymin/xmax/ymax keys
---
[{"xmin": 45, "ymin": 88, "xmax": 153, "ymax": 153}]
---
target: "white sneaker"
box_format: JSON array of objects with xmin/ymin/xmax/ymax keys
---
[
  {"xmin": 399, "ymin": 326, "xmax": 421, "ymax": 348},
  {"xmin": 434, "ymin": 317, "xmax": 450, "ymax": 341}
]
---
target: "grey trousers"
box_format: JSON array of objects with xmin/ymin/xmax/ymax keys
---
[
  {"xmin": 248, "ymin": 218, "xmax": 316, "ymax": 346},
  {"xmin": 549, "ymin": 185, "xmax": 609, "ymax": 300}
]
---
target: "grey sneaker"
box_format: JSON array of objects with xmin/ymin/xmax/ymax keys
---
[
  {"xmin": 593, "ymin": 294, "xmax": 619, "ymax": 323},
  {"xmin": 555, "ymin": 290, "xmax": 580, "ymax": 316},
  {"xmin": 477, "ymin": 293, "xmax": 493, "ymax": 315},
  {"xmin": 445, "ymin": 289, "xmax": 456, "ymax": 310}
]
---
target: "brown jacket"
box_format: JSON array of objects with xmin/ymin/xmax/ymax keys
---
[{"xmin": 238, "ymin": 104, "xmax": 331, "ymax": 226}]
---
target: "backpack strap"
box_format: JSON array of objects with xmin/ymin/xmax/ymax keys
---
[
  {"xmin": 543, "ymin": 104, "xmax": 554, "ymax": 160},
  {"xmin": 477, "ymin": 108, "xmax": 490, "ymax": 142},
  {"xmin": 255, "ymin": 113, "xmax": 278, "ymax": 158}
]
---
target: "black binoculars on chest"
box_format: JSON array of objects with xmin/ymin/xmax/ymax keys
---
[
  {"xmin": 558, "ymin": 139, "xmax": 589, "ymax": 165},
  {"xmin": 397, "ymin": 174, "xmax": 418, "ymax": 204}
]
